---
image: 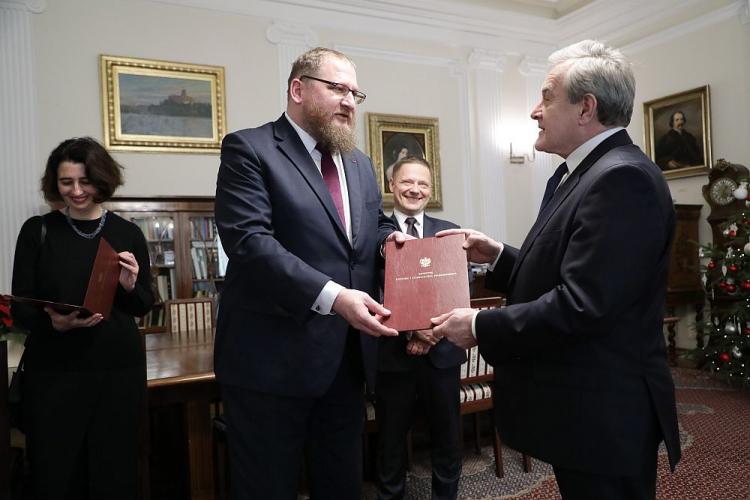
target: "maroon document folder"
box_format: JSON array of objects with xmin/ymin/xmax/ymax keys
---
[
  {"xmin": 383, "ymin": 233, "xmax": 470, "ymax": 332},
  {"xmin": 11, "ymin": 238, "xmax": 121, "ymax": 320}
]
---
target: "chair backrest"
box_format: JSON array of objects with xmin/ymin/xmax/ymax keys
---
[
  {"xmin": 165, "ymin": 298, "xmax": 216, "ymax": 336},
  {"xmin": 459, "ymin": 297, "xmax": 503, "ymax": 385}
]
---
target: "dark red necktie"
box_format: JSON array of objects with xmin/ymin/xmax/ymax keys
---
[{"xmin": 316, "ymin": 145, "xmax": 346, "ymax": 231}]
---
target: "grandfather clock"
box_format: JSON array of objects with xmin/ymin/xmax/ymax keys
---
[{"xmin": 702, "ymin": 159, "xmax": 750, "ymax": 245}]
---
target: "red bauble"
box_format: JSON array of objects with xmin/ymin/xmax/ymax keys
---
[
  {"xmin": 729, "ymin": 231, "xmax": 737, "ymax": 238},
  {"xmin": 719, "ymin": 281, "xmax": 727, "ymax": 288},
  {"xmin": 719, "ymin": 353, "xmax": 730, "ymax": 362},
  {"xmin": 742, "ymin": 281, "xmax": 750, "ymax": 290},
  {"xmin": 708, "ymin": 261, "xmax": 716, "ymax": 268},
  {"xmin": 727, "ymin": 284, "xmax": 737, "ymax": 292},
  {"xmin": 730, "ymin": 265, "xmax": 738, "ymax": 272},
  {"xmin": 744, "ymin": 327, "xmax": 750, "ymax": 335}
]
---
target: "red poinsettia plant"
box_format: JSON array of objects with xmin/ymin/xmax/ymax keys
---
[{"xmin": 0, "ymin": 294, "xmax": 28, "ymax": 336}]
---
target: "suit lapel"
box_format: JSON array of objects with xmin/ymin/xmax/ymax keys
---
[
  {"xmin": 508, "ymin": 130, "xmax": 633, "ymax": 287},
  {"xmin": 273, "ymin": 116, "xmax": 350, "ymax": 245},
  {"xmin": 423, "ymin": 215, "xmax": 436, "ymax": 238}
]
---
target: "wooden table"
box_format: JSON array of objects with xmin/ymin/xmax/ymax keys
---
[{"xmin": 145, "ymin": 330, "xmax": 219, "ymax": 500}]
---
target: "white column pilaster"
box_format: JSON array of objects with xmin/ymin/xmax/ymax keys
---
[
  {"xmin": 266, "ymin": 23, "xmax": 319, "ymax": 114},
  {"xmin": 519, "ymin": 56, "xmax": 555, "ymax": 215},
  {"xmin": 0, "ymin": 0, "xmax": 46, "ymax": 293},
  {"xmin": 469, "ymin": 49, "xmax": 506, "ymax": 241}
]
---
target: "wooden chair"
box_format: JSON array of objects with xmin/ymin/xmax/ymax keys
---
[
  {"xmin": 460, "ymin": 297, "xmax": 532, "ymax": 478},
  {"xmin": 164, "ymin": 297, "xmax": 216, "ymax": 337}
]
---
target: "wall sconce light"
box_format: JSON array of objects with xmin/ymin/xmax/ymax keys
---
[{"xmin": 509, "ymin": 143, "xmax": 536, "ymax": 164}]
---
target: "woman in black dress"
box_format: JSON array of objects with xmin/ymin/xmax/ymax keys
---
[{"xmin": 11, "ymin": 137, "xmax": 154, "ymax": 499}]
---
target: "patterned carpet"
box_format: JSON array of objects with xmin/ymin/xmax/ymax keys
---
[{"xmin": 360, "ymin": 368, "xmax": 750, "ymax": 500}]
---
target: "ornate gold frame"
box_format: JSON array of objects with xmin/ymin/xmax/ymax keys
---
[
  {"xmin": 100, "ymin": 55, "xmax": 226, "ymax": 154},
  {"xmin": 366, "ymin": 113, "xmax": 441, "ymax": 209},
  {"xmin": 643, "ymin": 85, "xmax": 711, "ymax": 180}
]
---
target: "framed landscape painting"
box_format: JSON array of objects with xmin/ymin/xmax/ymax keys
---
[
  {"xmin": 643, "ymin": 86, "xmax": 711, "ymax": 180},
  {"xmin": 100, "ymin": 55, "xmax": 227, "ymax": 153},
  {"xmin": 366, "ymin": 113, "xmax": 442, "ymax": 209}
]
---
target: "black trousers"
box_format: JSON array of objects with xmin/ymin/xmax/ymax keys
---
[
  {"xmin": 221, "ymin": 334, "xmax": 365, "ymax": 500},
  {"xmin": 375, "ymin": 359, "xmax": 462, "ymax": 500},
  {"xmin": 552, "ymin": 441, "xmax": 659, "ymax": 500},
  {"xmin": 24, "ymin": 365, "xmax": 145, "ymax": 500}
]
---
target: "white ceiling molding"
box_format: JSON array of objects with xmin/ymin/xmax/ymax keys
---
[
  {"xmin": 144, "ymin": 0, "xmax": 747, "ymax": 59},
  {"xmin": 336, "ymin": 44, "xmax": 475, "ymax": 225},
  {"xmin": 143, "ymin": 0, "xmax": 558, "ymax": 56},
  {"xmin": 559, "ymin": 0, "xmax": 710, "ymax": 45},
  {"xmin": 622, "ymin": 2, "xmax": 746, "ymax": 54}
]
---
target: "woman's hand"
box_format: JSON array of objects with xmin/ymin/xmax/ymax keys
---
[
  {"xmin": 45, "ymin": 308, "xmax": 103, "ymax": 332},
  {"xmin": 118, "ymin": 251, "xmax": 139, "ymax": 292}
]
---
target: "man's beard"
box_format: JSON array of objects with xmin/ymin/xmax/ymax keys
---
[{"xmin": 303, "ymin": 99, "xmax": 358, "ymax": 154}]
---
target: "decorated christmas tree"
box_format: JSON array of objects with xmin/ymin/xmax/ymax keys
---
[{"xmin": 694, "ymin": 179, "xmax": 750, "ymax": 385}]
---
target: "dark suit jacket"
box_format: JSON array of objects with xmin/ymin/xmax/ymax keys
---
[
  {"xmin": 214, "ymin": 115, "xmax": 396, "ymax": 398},
  {"xmin": 377, "ymin": 214, "xmax": 471, "ymax": 372},
  {"xmin": 477, "ymin": 130, "xmax": 681, "ymax": 476}
]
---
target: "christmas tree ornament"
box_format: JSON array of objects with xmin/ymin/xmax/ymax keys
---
[
  {"xmin": 729, "ymin": 265, "xmax": 738, "ymax": 272},
  {"xmin": 727, "ymin": 284, "xmax": 738, "ymax": 294},
  {"xmin": 725, "ymin": 322, "xmax": 737, "ymax": 334},
  {"xmin": 734, "ymin": 183, "xmax": 748, "ymax": 200},
  {"xmin": 708, "ymin": 260, "xmax": 716, "ymax": 268},
  {"xmin": 744, "ymin": 243, "xmax": 750, "ymax": 256},
  {"xmin": 723, "ymin": 228, "xmax": 730, "ymax": 237},
  {"xmin": 719, "ymin": 352, "xmax": 730, "ymax": 362},
  {"xmin": 719, "ymin": 281, "xmax": 727, "ymax": 288},
  {"xmin": 731, "ymin": 346, "xmax": 743, "ymax": 358}
]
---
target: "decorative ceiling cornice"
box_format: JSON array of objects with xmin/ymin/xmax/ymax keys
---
[{"xmin": 143, "ymin": 0, "xmax": 747, "ymax": 56}]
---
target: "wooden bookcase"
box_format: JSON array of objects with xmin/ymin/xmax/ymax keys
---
[{"xmin": 104, "ymin": 196, "xmax": 224, "ymax": 330}]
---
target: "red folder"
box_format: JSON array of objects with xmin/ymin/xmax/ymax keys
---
[
  {"xmin": 383, "ymin": 233, "xmax": 470, "ymax": 331},
  {"xmin": 10, "ymin": 238, "xmax": 121, "ymax": 320}
]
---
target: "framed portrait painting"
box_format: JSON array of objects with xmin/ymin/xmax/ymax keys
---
[
  {"xmin": 366, "ymin": 113, "xmax": 441, "ymax": 209},
  {"xmin": 100, "ymin": 55, "xmax": 227, "ymax": 154},
  {"xmin": 643, "ymin": 85, "xmax": 711, "ymax": 180}
]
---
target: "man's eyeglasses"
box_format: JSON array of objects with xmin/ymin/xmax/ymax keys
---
[{"xmin": 301, "ymin": 75, "xmax": 367, "ymax": 104}]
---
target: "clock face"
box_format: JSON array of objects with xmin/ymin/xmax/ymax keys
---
[{"xmin": 710, "ymin": 177, "xmax": 738, "ymax": 206}]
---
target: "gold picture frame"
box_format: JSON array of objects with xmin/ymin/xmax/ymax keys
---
[
  {"xmin": 643, "ymin": 85, "xmax": 711, "ymax": 180},
  {"xmin": 366, "ymin": 113, "xmax": 441, "ymax": 209},
  {"xmin": 100, "ymin": 55, "xmax": 227, "ymax": 154}
]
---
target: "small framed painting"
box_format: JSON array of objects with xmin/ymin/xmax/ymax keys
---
[
  {"xmin": 643, "ymin": 86, "xmax": 711, "ymax": 179},
  {"xmin": 100, "ymin": 55, "xmax": 227, "ymax": 154}
]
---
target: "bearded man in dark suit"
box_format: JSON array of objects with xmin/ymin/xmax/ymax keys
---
[
  {"xmin": 214, "ymin": 47, "xmax": 405, "ymax": 499},
  {"xmin": 375, "ymin": 156, "xmax": 472, "ymax": 500},
  {"xmin": 433, "ymin": 40, "xmax": 681, "ymax": 500}
]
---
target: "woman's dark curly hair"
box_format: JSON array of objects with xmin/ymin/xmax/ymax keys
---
[{"xmin": 40, "ymin": 137, "xmax": 124, "ymax": 204}]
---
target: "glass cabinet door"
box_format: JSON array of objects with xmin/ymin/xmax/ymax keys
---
[
  {"xmin": 188, "ymin": 216, "xmax": 224, "ymax": 297},
  {"xmin": 128, "ymin": 215, "xmax": 176, "ymax": 327}
]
